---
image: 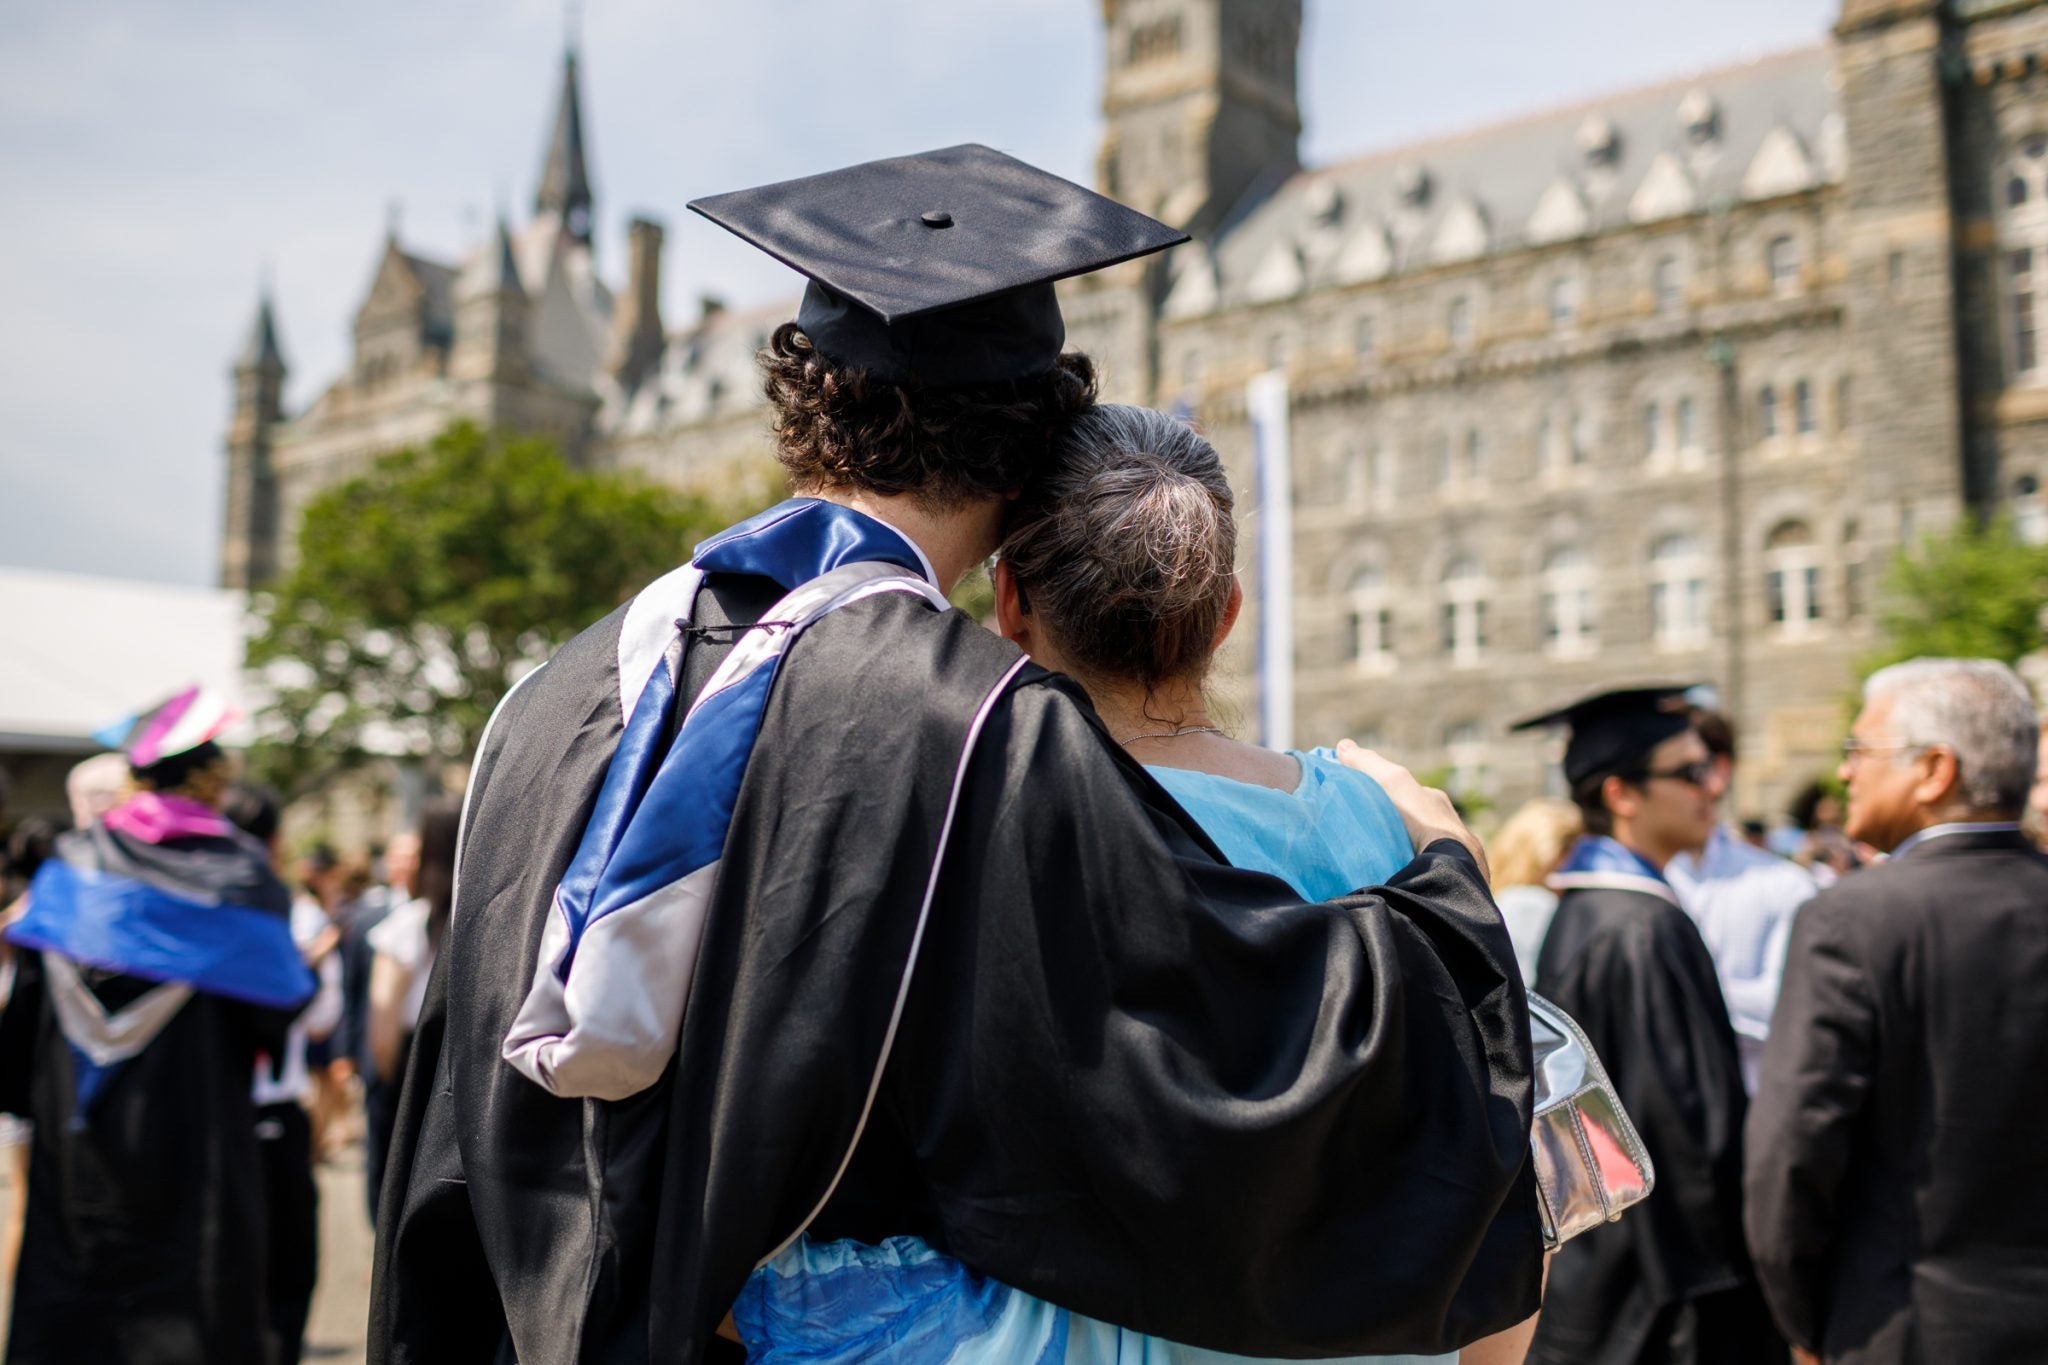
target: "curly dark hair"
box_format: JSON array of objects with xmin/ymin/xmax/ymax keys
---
[{"xmin": 759, "ymin": 323, "xmax": 1098, "ymax": 510}]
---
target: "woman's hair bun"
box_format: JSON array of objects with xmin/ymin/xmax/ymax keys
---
[{"xmin": 1000, "ymin": 405, "xmax": 1236, "ymax": 690}]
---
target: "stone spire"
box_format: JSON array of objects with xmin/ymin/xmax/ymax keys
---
[
  {"xmin": 459, "ymin": 215, "xmax": 527, "ymax": 303},
  {"xmin": 535, "ymin": 44, "xmax": 594, "ymax": 246},
  {"xmin": 236, "ymin": 288, "xmax": 286, "ymax": 374},
  {"xmin": 454, "ymin": 216, "xmax": 531, "ymax": 388},
  {"xmin": 224, "ymin": 286, "xmax": 287, "ymax": 590}
]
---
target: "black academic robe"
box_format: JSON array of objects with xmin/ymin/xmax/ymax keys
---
[
  {"xmin": 371, "ymin": 574, "xmax": 1545, "ymax": 1365},
  {"xmin": 1, "ymin": 968, "xmax": 291, "ymax": 1365},
  {"xmin": 1529, "ymin": 881, "xmax": 1785, "ymax": 1365}
]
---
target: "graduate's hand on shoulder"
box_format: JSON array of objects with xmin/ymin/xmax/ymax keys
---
[{"xmin": 1334, "ymin": 740, "xmax": 1489, "ymax": 880}]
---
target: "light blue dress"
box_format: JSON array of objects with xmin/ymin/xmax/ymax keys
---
[{"xmin": 733, "ymin": 749, "xmax": 1450, "ymax": 1365}]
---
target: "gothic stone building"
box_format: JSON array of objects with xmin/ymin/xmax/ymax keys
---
[{"xmin": 224, "ymin": 0, "xmax": 2048, "ymax": 818}]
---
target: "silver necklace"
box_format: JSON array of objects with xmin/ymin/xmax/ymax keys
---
[{"xmin": 1119, "ymin": 724, "xmax": 1225, "ymax": 746}]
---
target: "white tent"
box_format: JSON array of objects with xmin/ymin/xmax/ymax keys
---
[{"xmin": 0, "ymin": 567, "xmax": 252, "ymax": 754}]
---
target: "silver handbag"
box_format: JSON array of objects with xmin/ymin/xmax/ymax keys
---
[{"xmin": 1527, "ymin": 992, "xmax": 1654, "ymax": 1248}]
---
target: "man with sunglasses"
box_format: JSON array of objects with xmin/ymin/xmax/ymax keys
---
[
  {"xmin": 1513, "ymin": 687, "xmax": 1786, "ymax": 1365},
  {"xmin": 1665, "ymin": 709, "xmax": 1818, "ymax": 1095}
]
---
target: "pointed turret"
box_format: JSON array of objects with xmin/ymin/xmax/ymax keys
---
[
  {"xmin": 454, "ymin": 216, "xmax": 531, "ymax": 390},
  {"xmin": 459, "ymin": 215, "xmax": 527, "ymax": 303},
  {"xmin": 236, "ymin": 290, "xmax": 286, "ymax": 375},
  {"xmin": 535, "ymin": 46, "xmax": 594, "ymax": 246},
  {"xmin": 223, "ymin": 287, "xmax": 288, "ymax": 589}
]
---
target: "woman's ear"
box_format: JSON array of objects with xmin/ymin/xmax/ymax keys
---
[
  {"xmin": 1212, "ymin": 576, "xmax": 1244, "ymax": 652},
  {"xmin": 992, "ymin": 558, "xmax": 1031, "ymax": 649}
]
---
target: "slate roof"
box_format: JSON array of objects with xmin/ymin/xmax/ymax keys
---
[
  {"xmin": 1182, "ymin": 46, "xmax": 1839, "ymax": 315},
  {"xmin": 606, "ymin": 299, "xmax": 789, "ymax": 435},
  {"xmin": 403, "ymin": 251, "xmax": 458, "ymax": 343}
]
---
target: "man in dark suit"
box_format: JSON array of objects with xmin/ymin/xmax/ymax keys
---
[{"xmin": 1746, "ymin": 657, "xmax": 2048, "ymax": 1365}]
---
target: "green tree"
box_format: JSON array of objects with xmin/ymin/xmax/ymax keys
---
[
  {"xmin": 246, "ymin": 421, "xmax": 767, "ymax": 796},
  {"xmin": 1865, "ymin": 515, "xmax": 2048, "ymax": 676}
]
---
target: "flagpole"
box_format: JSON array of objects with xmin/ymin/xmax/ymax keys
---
[{"xmin": 1247, "ymin": 370, "xmax": 1294, "ymax": 752}]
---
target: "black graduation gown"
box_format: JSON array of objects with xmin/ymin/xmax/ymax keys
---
[
  {"xmin": 1529, "ymin": 881, "xmax": 1785, "ymax": 1365},
  {"xmin": 371, "ymin": 574, "xmax": 1545, "ymax": 1365},
  {"xmin": 0, "ymin": 966, "xmax": 292, "ymax": 1365}
]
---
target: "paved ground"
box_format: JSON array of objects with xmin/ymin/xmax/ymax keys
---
[
  {"xmin": 306, "ymin": 1146, "xmax": 376, "ymax": 1364},
  {"xmin": 0, "ymin": 1140, "xmax": 375, "ymax": 1364}
]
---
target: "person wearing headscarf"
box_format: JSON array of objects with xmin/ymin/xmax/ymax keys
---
[{"xmin": 0, "ymin": 686, "xmax": 313, "ymax": 1365}]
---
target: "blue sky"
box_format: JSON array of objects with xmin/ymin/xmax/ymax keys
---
[{"xmin": 0, "ymin": 0, "xmax": 1835, "ymax": 586}]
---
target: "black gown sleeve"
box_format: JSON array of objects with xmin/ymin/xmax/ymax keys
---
[
  {"xmin": 876, "ymin": 674, "xmax": 1545, "ymax": 1356},
  {"xmin": 0, "ymin": 945, "xmax": 44, "ymax": 1118}
]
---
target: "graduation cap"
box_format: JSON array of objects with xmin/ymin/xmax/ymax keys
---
[
  {"xmin": 689, "ymin": 143, "xmax": 1188, "ymax": 387},
  {"xmin": 1510, "ymin": 685, "xmax": 1702, "ymax": 787},
  {"xmin": 94, "ymin": 684, "xmax": 240, "ymax": 769}
]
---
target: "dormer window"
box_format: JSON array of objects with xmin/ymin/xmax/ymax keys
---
[
  {"xmin": 1305, "ymin": 179, "xmax": 1344, "ymax": 226},
  {"xmin": 1396, "ymin": 163, "xmax": 1433, "ymax": 208},
  {"xmin": 1679, "ymin": 89, "xmax": 1720, "ymax": 146},
  {"xmin": 1578, "ymin": 115, "xmax": 1621, "ymax": 168}
]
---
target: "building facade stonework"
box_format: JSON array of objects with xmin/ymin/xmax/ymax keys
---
[{"xmin": 225, "ymin": 1, "xmax": 2048, "ymax": 819}]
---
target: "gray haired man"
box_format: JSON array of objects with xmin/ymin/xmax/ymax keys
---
[{"xmin": 1745, "ymin": 658, "xmax": 2048, "ymax": 1365}]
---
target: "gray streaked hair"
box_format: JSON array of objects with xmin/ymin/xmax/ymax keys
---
[
  {"xmin": 998, "ymin": 404, "xmax": 1235, "ymax": 689},
  {"xmin": 1863, "ymin": 657, "xmax": 2039, "ymax": 811}
]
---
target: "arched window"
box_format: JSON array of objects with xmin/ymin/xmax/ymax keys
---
[
  {"xmin": 1654, "ymin": 256, "xmax": 1683, "ymax": 314},
  {"xmin": 1794, "ymin": 378, "xmax": 1816, "ymax": 435},
  {"xmin": 1843, "ymin": 518, "xmax": 1867, "ymax": 620},
  {"xmin": 1571, "ymin": 409, "xmax": 1595, "ymax": 467},
  {"xmin": 1429, "ymin": 432, "xmax": 1452, "ymax": 489},
  {"xmin": 2015, "ymin": 472, "xmax": 2048, "ymax": 545},
  {"xmin": 1347, "ymin": 567, "xmax": 1395, "ymax": 673},
  {"xmin": 1768, "ymin": 235, "xmax": 1800, "ymax": 294},
  {"xmin": 1765, "ymin": 521, "xmax": 1823, "ymax": 635},
  {"xmin": 1541, "ymin": 546, "xmax": 1598, "ymax": 657},
  {"xmin": 1549, "ymin": 276, "xmax": 1579, "ymax": 330},
  {"xmin": 1340, "ymin": 444, "xmax": 1370, "ymax": 505},
  {"xmin": 1462, "ymin": 428, "xmax": 1486, "ymax": 486},
  {"xmin": 1760, "ymin": 384, "xmax": 1780, "ymax": 441},
  {"xmin": 1444, "ymin": 721, "xmax": 1490, "ymax": 800},
  {"xmin": 1440, "ymin": 556, "xmax": 1488, "ymax": 667},
  {"xmin": 1650, "ymin": 534, "xmax": 1709, "ymax": 650},
  {"xmin": 1676, "ymin": 396, "xmax": 1699, "ymax": 458},
  {"xmin": 1642, "ymin": 401, "xmax": 1663, "ymax": 461},
  {"xmin": 1998, "ymin": 135, "xmax": 2047, "ymax": 383},
  {"xmin": 1448, "ymin": 295, "xmax": 1474, "ymax": 349},
  {"xmin": 1372, "ymin": 444, "xmax": 1397, "ymax": 511}
]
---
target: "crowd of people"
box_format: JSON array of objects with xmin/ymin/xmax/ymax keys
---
[
  {"xmin": 0, "ymin": 145, "xmax": 2044, "ymax": 1365},
  {"xmin": 0, "ymin": 726, "xmax": 461, "ymax": 1365}
]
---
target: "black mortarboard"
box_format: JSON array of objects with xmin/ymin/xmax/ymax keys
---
[
  {"xmin": 1511, "ymin": 685, "xmax": 1701, "ymax": 787},
  {"xmin": 688, "ymin": 143, "xmax": 1188, "ymax": 387}
]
